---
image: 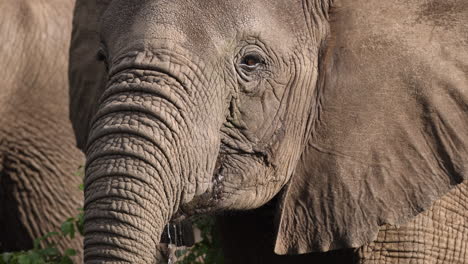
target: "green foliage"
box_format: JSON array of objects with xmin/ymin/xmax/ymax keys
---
[
  {"xmin": 176, "ymin": 217, "xmax": 224, "ymax": 264},
  {"xmin": 0, "ymin": 217, "xmax": 82, "ymax": 264},
  {"xmin": 0, "ymin": 213, "xmax": 223, "ymax": 264},
  {"xmin": 60, "ymin": 211, "xmax": 84, "ymax": 240},
  {"xmin": 0, "ymin": 164, "xmax": 223, "ymax": 264}
]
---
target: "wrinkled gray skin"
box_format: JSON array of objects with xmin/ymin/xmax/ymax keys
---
[
  {"xmin": 0, "ymin": 0, "xmax": 84, "ymax": 258},
  {"xmin": 69, "ymin": 0, "xmax": 468, "ymax": 263}
]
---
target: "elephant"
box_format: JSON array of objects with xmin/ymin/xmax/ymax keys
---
[
  {"xmin": 69, "ymin": 0, "xmax": 468, "ymax": 263},
  {"xmin": 0, "ymin": 0, "xmax": 84, "ymax": 257}
]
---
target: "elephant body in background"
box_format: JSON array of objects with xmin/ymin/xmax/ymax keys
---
[
  {"xmin": 0, "ymin": 0, "xmax": 84, "ymax": 255},
  {"xmin": 70, "ymin": 0, "xmax": 467, "ymax": 263}
]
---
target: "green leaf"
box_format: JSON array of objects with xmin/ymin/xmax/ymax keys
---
[
  {"xmin": 61, "ymin": 220, "xmax": 75, "ymax": 239},
  {"xmin": 1, "ymin": 252, "xmax": 13, "ymax": 263},
  {"xmin": 34, "ymin": 232, "xmax": 60, "ymax": 250},
  {"xmin": 63, "ymin": 249, "xmax": 76, "ymax": 257},
  {"xmin": 30, "ymin": 252, "xmax": 46, "ymax": 264},
  {"xmin": 39, "ymin": 247, "xmax": 59, "ymax": 257},
  {"xmin": 41, "ymin": 231, "xmax": 61, "ymax": 242},
  {"xmin": 33, "ymin": 238, "xmax": 41, "ymax": 250},
  {"xmin": 75, "ymin": 211, "xmax": 84, "ymax": 236},
  {"xmin": 17, "ymin": 254, "xmax": 32, "ymax": 264},
  {"xmin": 59, "ymin": 256, "xmax": 73, "ymax": 264}
]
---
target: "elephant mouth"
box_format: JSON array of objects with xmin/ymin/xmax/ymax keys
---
[{"xmin": 177, "ymin": 142, "xmax": 274, "ymax": 217}]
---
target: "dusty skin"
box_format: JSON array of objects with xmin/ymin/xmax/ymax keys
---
[
  {"xmin": 0, "ymin": 0, "xmax": 84, "ymax": 259},
  {"xmin": 70, "ymin": 0, "xmax": 467, "ymax": 263}
]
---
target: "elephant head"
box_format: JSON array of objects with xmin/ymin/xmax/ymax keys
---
[{"xmin": 69, "ymin": 0, "xmax": 468, "ymax": 262}]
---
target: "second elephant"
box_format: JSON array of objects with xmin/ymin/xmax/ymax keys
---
[{"xmin": 0, "ymin": 0, "xmax": 84, "ymax": 257}]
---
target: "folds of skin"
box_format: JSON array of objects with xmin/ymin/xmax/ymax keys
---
[
  {"xmin": 69, "ymin": 0, "xmax": 468, "ymax": 262},
  {"xmin": 74, "ymin": 0, "xmax": 324, "ymax": 262},
  {"xmin": 358, "ymin": 180, "xmax": 468, "ymax": 264},
  {"xmin": 274, "ymin": 0, "xmax": 468, "ymax": 254},
  {"xmin": 83, "ymin": 58, "xmax": 223, "ymax": 262},
  {"xmin": 83, "ymin": 73, "xmax": 181, "ymax": 262},
  {"xmin": 0, "ymin": 0, "xmax": 85, "ymax": 259}
]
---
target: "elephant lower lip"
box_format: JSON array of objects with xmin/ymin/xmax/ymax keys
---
[
  {"xmin": 185, "ymin": 149, "xmax": 273, "ymax": 211},
  {"xmin": 175, "ymin": 153, "xmax": 230, "ymax": 215}
]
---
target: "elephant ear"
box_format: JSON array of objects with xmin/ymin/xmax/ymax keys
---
[
  {"xmin": 69, "ymin": 0, "xmax": 111, "ymax": 151},
  {"xmin": 274, "ymin": 0, "xmax": 468, "ymax": 254}
]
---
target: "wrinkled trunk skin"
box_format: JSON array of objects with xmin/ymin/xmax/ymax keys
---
[
  {"xmin": 83, "ymin": 70, "xmax": 192, "ymax": 263},
  {"xmin": 84, "ymin": 157, "xmax": 170, "ymax": 263}
]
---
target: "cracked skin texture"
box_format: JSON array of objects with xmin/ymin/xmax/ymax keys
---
[
  {"xmin": 0, "ymin": 0, "xmax": 84, "ymax": 259},
  {"xmin": 69, "ymin": 0, "xmax": 467, "ymax": 263}
]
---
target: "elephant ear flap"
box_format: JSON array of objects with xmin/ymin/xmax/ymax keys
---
[
  {"xmin": 274, "ymin": 0, "xmax": 468, "ymax": 255},
  {"xmin": 69, "ymin": 0, "xmax": 111, "ymax": 151}
]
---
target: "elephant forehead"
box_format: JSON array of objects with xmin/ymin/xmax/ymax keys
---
[{"xmin": 102, "ymin": 0, "xmax": 301, "ymax": 57}]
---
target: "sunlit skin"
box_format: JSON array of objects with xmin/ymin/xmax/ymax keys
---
[{"xmin": 69, "ymin": 0, "xmax": 468, "ymax": 263}]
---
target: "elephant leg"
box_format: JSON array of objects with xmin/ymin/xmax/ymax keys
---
[
  {"xmin": 358, "ymin": 181, "xmax": 468, "ymax": 264},
  {"xmin": 0, "ymin": 120, "xmax": 84, "ymax": 259},
  {"xmin": 217, "ymin": 199, "xmax": 357, "ymax": 264}
]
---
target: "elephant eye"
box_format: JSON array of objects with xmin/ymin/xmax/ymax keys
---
[
  {"xmin": 96, "ymin": 49, "xmax": 107, "ymax": 62},
  {"xmin": 235, "ymin": 47, "xmax": 269, "ymax": 83},
  {"xmin": 240, "ymin": 54, "xmax": 264, "ymax": 70},
  {"xmin": 96, "ymin": 47, "xmax": 109, "ymax": 71}
]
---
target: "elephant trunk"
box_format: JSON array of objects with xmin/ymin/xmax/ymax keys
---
[{"xmin": 83, "ymin": 70, "xmax": 192, "ymax": 263}]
